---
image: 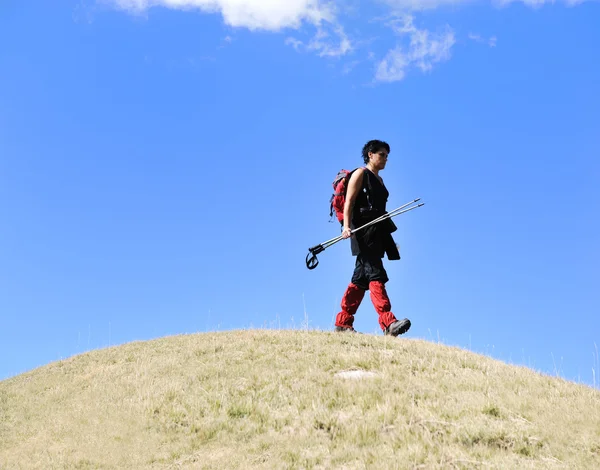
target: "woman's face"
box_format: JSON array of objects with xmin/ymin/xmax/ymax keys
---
[{"xmin": 369, "ymin": 149, "xmax": 389, "ymax": 170}]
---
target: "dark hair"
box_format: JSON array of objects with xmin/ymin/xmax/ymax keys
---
[{"xmin": 362, "ymin": 140, "xmax": 390, "ymax": 164}]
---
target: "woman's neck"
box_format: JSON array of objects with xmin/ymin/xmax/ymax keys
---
[{"xmin": 366, "ymin": 163, "xmax": 379, "ymax": 175}]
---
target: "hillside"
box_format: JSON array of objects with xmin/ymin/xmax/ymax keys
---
[{"xmin": 1, "ymin": 330, "xmax": 599, "ymax": 469}]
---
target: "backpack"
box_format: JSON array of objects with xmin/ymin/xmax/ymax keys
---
[{"xmin": 329, "ymin": 167, "xmax": 372, "ymax": 224}]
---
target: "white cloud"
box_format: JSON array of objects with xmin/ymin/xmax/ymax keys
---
[
  {"xmin": 494, "ymin": 0, "xmax": 583, "ymax": 5},
  {"xmin": 105, "ymin": 0, "xmax": 591, "ymax": 84},
  {"xmin": 376, "ymin": 15, "xmax": 455, "ymax": 82},
  {"xmin": 108, "ymin": 0, "xmax": 352, "ymax": 58},
  {"xmin": 469, "ymin": 32, "xmax": 498, "ymax": 47},
  {"xmin": 383, "ymin": 0, "xmax": 591, "ymax": 9},
  {"xmin": 106, "ymin": 0, "xmax": 335, "ymax": 31},
  {"xmin": 307, "ymin": 27, "xmax": 352, "ymax": 57},
  {"xmin": 381, "ymin": 0, "xmax": 476, "ymax": 10},
  {"xmin": 285, "ymin": 26, "xmax": 352, "ymax": 57},
  {"xmin": 285, "ymin": 37, "xmax": 304, "ymax": 52},
  {"xmin": 342, "ymin": 60, "xmax": 361, "ymax": 75}
]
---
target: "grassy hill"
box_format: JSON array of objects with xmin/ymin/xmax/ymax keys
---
[{"xmin": 1, "ymin": 329, "xmax": 599, "ymax": 469}]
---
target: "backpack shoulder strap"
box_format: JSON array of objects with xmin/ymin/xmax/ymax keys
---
[
  {"xmin": 361, "ymin": 167, "xmax": 374, "ymax": 211},
  {"xmin": 362, "ymin": 166, "xmax": 373, "ymax": 190}
]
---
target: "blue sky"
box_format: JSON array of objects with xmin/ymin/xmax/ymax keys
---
[{"xmin": 1, "ymin": 0, "xmax": 599, "ymax": 387}]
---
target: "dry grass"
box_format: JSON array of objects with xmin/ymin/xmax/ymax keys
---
[{"xmin": 1, "ymin": 329, "xmax": 599, "ymax": 469}]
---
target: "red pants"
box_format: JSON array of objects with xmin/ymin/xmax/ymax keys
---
[{"xmin": 335, "ymin": 281, "xmax": 398, "ymax": 331}]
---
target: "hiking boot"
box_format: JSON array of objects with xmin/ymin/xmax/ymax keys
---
[
  {"xmin": 384, "ymin": 318, "xmax": 411, "ymax": 337},
  {"xmin": 334, "ymin": 326, "xmax": 360, "ymax": 334}
]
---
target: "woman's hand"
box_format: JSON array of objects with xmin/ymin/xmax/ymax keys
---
[{"xmin": 341, "ymin": 226, "xmax": 352, "ymax": 239}]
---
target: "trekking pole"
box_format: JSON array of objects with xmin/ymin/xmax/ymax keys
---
[
  {"xmin": 350, "ymin": 198, "xmax": 422, "ymax": 235},
  {"xmin": 306, "ymin": 198, "xmax": 424, "ymax": 270},
  {"xmin": 311, "ymin": 198, "xmax": 421, "ymax": 252}
]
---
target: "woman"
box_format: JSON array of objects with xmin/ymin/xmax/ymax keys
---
[{"xmin": 334, "ymin": 139, "xmax": 411, "ymax": 336}]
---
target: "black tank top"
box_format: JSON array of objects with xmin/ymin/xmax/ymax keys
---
[{"xmin": 352, "ymin": 168, "xmax": 389, "ymax": 225}]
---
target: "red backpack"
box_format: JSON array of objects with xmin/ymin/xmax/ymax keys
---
[{"xmin": 329, "ymin": 167, "xmax": 366, "ymax": 224}]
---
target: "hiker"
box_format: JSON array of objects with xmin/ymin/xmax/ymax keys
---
[{"xmin": 334, "ymin": 140, "xmax": 411, "ymax": 336}]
